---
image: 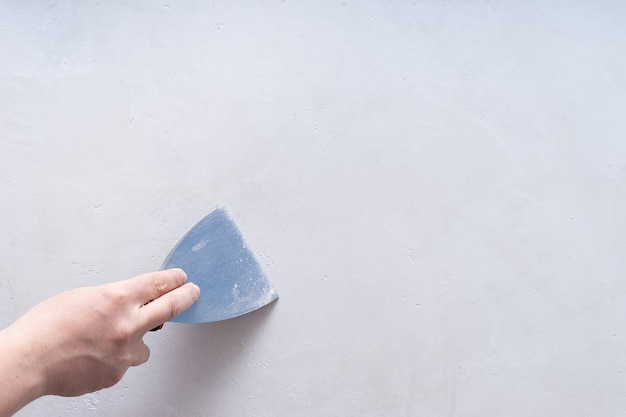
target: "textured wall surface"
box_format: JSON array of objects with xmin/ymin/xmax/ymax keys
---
[{"xmin": 2, "ymin": 2, "xmax": 626, "ymax": 416}]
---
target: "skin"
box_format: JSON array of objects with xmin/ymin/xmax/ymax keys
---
[{"xmin": 0, "ymin": 268, "xmax": 200, "ymax": 417}]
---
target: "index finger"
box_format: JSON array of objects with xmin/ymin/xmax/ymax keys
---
[
  {"xmin": 139, "ymin": 282, "xmax": 200, "ymax": 332},
  {"xmin": 123, "ymin": 268, "xmax": 188, "ymax": 305}
]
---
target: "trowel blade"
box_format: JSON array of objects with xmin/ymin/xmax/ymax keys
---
[{"xmin": 162, "ymin": 207, "xmax": 278, "ymax": 323}]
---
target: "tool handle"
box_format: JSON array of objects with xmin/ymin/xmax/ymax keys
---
[
  {"xmin": 150, "ymin": 323, "xmax": 163, "ymax": 331},
  {"xmin": 144, "ymin": 299, "xmax": 163, "ymax": 331}
]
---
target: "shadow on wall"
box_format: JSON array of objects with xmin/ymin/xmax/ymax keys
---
[{"xmin": 142, "ymin": 302, "xmax": 278, "ymax": 415}]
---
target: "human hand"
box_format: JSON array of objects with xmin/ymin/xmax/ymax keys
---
[{"xmin": 0, "ymin": 268, "xmax": 199, "ymax": 415}]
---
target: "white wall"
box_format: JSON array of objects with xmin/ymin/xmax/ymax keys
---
[{"xmin": 2, "ymin": 1, "xmax": 626, "ymax": 416}]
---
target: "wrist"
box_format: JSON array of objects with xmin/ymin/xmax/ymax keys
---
[{"xmin": 0, "ymin": 326, "xmax": 46, "ymax": 416}]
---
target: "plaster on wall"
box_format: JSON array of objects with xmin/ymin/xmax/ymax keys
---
[{"xmin": 2, "ymin": 1, "xmax": 626, "ymax": 416}]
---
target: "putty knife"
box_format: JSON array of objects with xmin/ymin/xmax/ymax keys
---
[{"xmin": 161, "ymin": 207, "xmax": 278, "ymax": 323}]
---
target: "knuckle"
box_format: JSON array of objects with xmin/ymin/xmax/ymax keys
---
[
  {"xmin": 141, "ymin": 344, "xmax": 151, "ymax": 363},
  {"xmin": 137, "ymin": 343, "xmax": 151, "ymax": 365},
  {"xmin": 151, "ymin": 274, "xmax": 168, "ymax": 295},
  {"xmin": 168, "ymin": 296, "xmax": 181, "ymax": 319},
  {"xmin": 110, "ymin": 321, "xmax": 134, "ymax": 346},
  {"xmin": 102, "ymin": 285, "xmax": 130, "ymax": 307}
]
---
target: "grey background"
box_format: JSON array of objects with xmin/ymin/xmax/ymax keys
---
[{"xmin": 2, "ymin": 1, "xmax": 626, "ymax": 416}]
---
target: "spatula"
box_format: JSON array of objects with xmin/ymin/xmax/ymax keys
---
[{"xmin": 160, "ymin": 207, "xmax": 278, "ymax": 324}]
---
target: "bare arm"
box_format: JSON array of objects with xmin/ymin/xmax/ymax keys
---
[{"xmin": 0, "ymin": 268, "xmax": 200, "ymax": 417}]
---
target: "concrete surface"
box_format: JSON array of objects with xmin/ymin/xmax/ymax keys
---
[{"xmin": 1, "ymin": 1, "xmax": 626, "ymax": 416}]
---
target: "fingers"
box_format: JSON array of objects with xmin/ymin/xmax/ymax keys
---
[
  {"xmin": 138, "ymin": 282, "xmax": 200, "ymax": 332},
  {"xmin": 124, "ymin": 269, "xmax": 188, "ymax": 305},
  {"xmin": 131, "ymin": 340, "xmax": 151, "ymax": 367}
]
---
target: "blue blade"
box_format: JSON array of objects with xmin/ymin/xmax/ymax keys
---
[{"xmin": 162, "ymin": 207, "xmax": 278, "ymax": 323}]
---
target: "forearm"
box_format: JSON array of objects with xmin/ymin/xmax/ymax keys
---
[{"xmin": 0, "ymin": 326, "xmax": 45, "ymax": 417}]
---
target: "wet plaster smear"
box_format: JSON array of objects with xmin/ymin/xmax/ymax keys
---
[{"xmin": 2, "ymin": 2, "xmax": 626, "ymax": 416}]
